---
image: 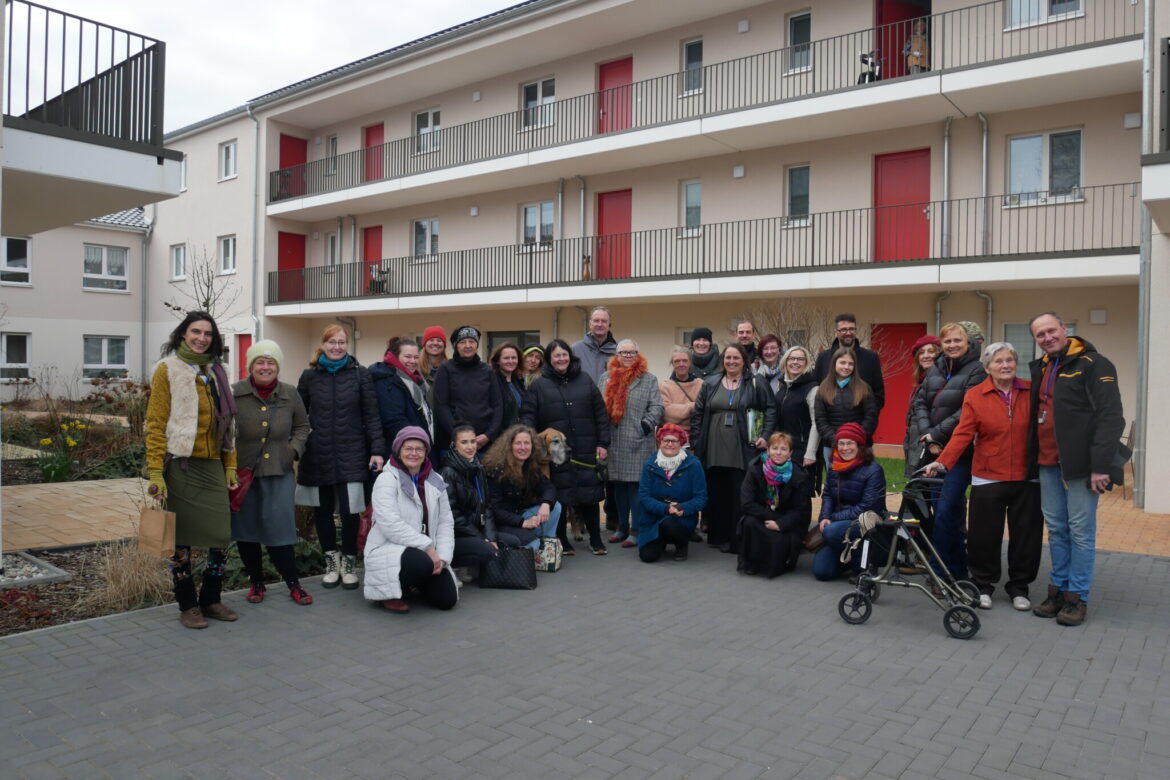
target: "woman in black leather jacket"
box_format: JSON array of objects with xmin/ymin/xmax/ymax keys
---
[{"xmin": 438, "ymin": 422, "xmax": 499, "ymax": 570}]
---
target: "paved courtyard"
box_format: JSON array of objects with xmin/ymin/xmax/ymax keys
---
[{"xmin": 2, "ymin": 537, "xmax": 1169, "ymax": 779}]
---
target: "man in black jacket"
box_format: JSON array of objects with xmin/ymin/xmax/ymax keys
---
[
  {"xmin": 1027, "ymin": 312, "xmax": 1124, "ymax": 627},
  {"xmin": 433, "ymin": 326, "xmax": 503, "ymax": 454},
  {"xmin": 814, "ymin": 312, "xmax": 886, "ymax": 411}
]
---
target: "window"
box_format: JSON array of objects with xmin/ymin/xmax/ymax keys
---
[
  {"xmin": 83, "ymin": 336, "xmax": 128, "ymax": 379},
  {"xmin": 2, "ymin": 237, "xmax": 30, "ymax": 284},
  {"xmin": 415, "ymin": 108, "xmax": 441, "ymax": 153},
  {"xmin": 521, "ymin": 78, "xmax": 556, "ymax": 128},
  {"xmin": 786, "ymin": 165, "xmax": 810, "ymax": 225},
  {"xmin": 1004, "ymin": 322, "xmax": 1076, "ymax": 376},
  {"xmin": 82, "ymin": 244, "xmax": 128, "ymax": 291},
  {"xmin": 487, "ymin": 330, "xmax": 542, "ymax": 355},
  {"xmin": 679, "ymin": 180, "xmax": 701, "ymax": 236},
  {"xmin": 412, "ymin": 219, "xmax": 440, "ymax": 259},
  {"xmin": 325, "ymin": 232, "xmax": 340, "ymax": 267},
  {"xmin": 1007, "ymin": 0, "xmax": 1082, "ymax": 29},
  {"xmin": 325, "ymin": 135, "xmax": 338, "ymax": 174},
  {"xmin": 521, "ymin": 201, "xmax": 554, "ymax": 247},
  {"xmin": 179, "ymin": 154, "xmax": 188, "ymax": 192},
  {"xmin": 788, "ymin": 13, "xmax": 812, "ymax": 72},
  {"xmin": 170, "ymin": 244, "xmax": 186, "ymax": 280},
  {"xmin": 1, "ymin": 333, "xmax": 30, "ymax": 379},
  {"xmin": 681, "ymin": 39, "xmax": 703, "ymax": 93},
  {"xmin": 1007, "ymin": 129, "xmax": 1082, "ymax": 203},
  {"xmin": 218, "ymin": 139, "xmax": 238, "ymax": 180},
  {"xmin": 219, "ymin": 235, "xmax": 237, "ymax": 274}
]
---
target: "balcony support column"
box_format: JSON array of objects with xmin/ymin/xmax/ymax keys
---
[
  {"xmin": 942, "ymin": 117, "xmax": 953, "ymax": 258},
  {"xmin": 1133, "ymin": 0, "xmax": 1154, "ymax": 507}
]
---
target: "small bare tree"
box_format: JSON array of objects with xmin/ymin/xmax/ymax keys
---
[{"xmin": 163, "ymin": 245, "xmax": 245, "ymax": 322}]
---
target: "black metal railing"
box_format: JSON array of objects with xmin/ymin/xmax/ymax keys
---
[
  {"xmin": 266, "ymin": 182, "xmax": 1140, "ymax": 305},
  {"xmin": 3, "ymin": 0, "xmax": 167, "ymax": 152},
  {"xmin": 268, "ymin": 0, "xmax": 1142, "ymax": 203}
]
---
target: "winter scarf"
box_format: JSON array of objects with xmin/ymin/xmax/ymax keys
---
[
  {"xmin": 654, "ymin": 448, "xmax": 687, "ymax": 478},
  {"xmin": 691, "ymin": 348, "xmax": 718, "ymax": 373},
  {"xmin": 762, "ymin": 454, "xmax": 793, "ymax": 508},
  {"xmin": 176, "ymin": 343, "xmax": 236, "ymax": 446},
  {"xmin": 250, "ymin": 376, "xmax": 277, "ymax": 400},
  {"xmin": 603, "ymin": 353, "xmax": 648, "ymax": 425},
  {"xmin": 316, "ymin": 353, "xmax": 348, "ymax": 373},
  {"xmin": 383, "ymin": 351, "xmax": 423, "ymax": 383},
  {"xmin": 830, "ymin": 452, "xmax": 864, "ymax": 474}
]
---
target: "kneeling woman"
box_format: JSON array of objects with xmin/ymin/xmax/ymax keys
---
[
  {"xmin": 812, "ymin": 423, "xmax": 887, "ymax": 581},
  {"xmin": 738, "ymin": 432, "xmax": 813, "ymax": 577},
  {"xmin": 364, "ymin": 427, "xmax": 458, "ymax": 614},
  {"xmin": 484, "ymin": 425, "xmax": 562, "ymax": 550},
  {"xmin": 636, "ymin": 424, "xmax": 707, "ymax": 563}
]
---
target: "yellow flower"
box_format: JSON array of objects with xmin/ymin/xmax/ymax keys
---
[
  {"xmin": 76, "ymin": 423, "xmax": 87, "ymax": 430},
  {"xmin": 39, "ymin": 437, "xmax": 53, "ymax": 445},
  {"xmin": 66, "ymin": 438, "xmax": 77, "ymax": 447},
  {"xmin": 60, "ymin": 423, "xmax": 68, "ymax": 430}
]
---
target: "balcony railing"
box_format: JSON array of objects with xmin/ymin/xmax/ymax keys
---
[
  {"xmin": 266, "ymin": 182, "xmax": 1140, "ymax": 305},
  {"xmin": 3, "ymin": 0, "xmax": 168, "ymax": 153},
  {"xmin": 268, "ymin": 0, "xmax": 1141, "ymax": 203}
]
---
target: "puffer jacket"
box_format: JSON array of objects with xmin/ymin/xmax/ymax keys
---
[
  {"xmin": 813, "ymin": 380, "xmax": 879, "ymax": 445},
  {"xmin": 520, "ymin": 357, "xmax": 611, "ymax": 507},
  {"xmin": 774, "ymin": 372, "xmax": 819, "ymax": 462},
  {"xmin": 433, "ymin": 354, "xmax": 503, "ymax": 451},
  {"xmin": 369, "ymin": 360, "xmax": 433, "ymax": 459},
  {"xmin": 438, "ymin": 450, "xmax": 496, "ymax": 541},
  {"xmin": 814, "ymin": 340, "xmax": 886, "ymax": 410},
  {"xmin": 296, "ymin": 356, "xmax": 384, "ymax": 486},
  {"xmin": 912, "ymin": 347, "xmax": 987, "ymax": 448},
  {"xmin": 819, "ymin": 460, "xmax": 887, "ymax": 524},
  {"xmin": 690, "ymin": 373, "xmax": 777, "ymax": 470},
  {"xmin": 636, "ymin": 453, "xmax": 707, "ymax": 547},
  {"xmin": 599, "ymin": 368, "xmax": 663, "ymax": 482},
  {"xmin": 486, "ymin": 464, "xmax": 558, "ymax": 547}
]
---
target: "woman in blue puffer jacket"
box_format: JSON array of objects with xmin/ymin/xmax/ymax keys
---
[{"xmin": 812, "ymin": 422, "xmax": 887, "ymax": 581}]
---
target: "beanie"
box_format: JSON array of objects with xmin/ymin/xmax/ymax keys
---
[
  {"xmin": 452, "ymin": 325, "xmax": 481, "ymax": 345},
  {"xmin": 422, "ymin": 326, "xmax": 447, "ymax": 347},
  {"xmin": 690, "ymin": 327, "xmax": 713, "ymax": 345},
  {"xmin": 246, "ymin": 339, "xmax": 284, "ymax": 371},
  {"xmin": 909, "ymin": 334, "xmax": 941, "ymax": 358},
  {"xmin": 392, "ymin": 426, "xmax": 431, "ymax": 456},
  {"xmin": 655, "ymin": 423, "xmax": 689, "ymax": 447},
  {"xmin": 522, "ymin": 344, "xmax": 545, "ymax": 358},
  {"xmin": 957, "ymin": 321, "xmax": 984, "ymax": 343},
  {"xmin": 835, "ymin": 422, "xmax": 868, "ymax": 447}
]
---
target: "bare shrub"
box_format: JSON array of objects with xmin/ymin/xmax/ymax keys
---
[{"xmin": 75, "ymin": 540, "xmax": 171, "ymax": 614}]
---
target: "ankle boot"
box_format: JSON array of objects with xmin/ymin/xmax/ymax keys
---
[
  {"xmin": 341, "ymin": 555, "xmax": 360, "ymax": 589},
  {"xmin": 1056, "ymin": 592, "xmax": 1087, "ymax": 627},
  {"xmin": 322, "ymin": 550, "xmax": 341, "ymax": 588},
  {"xmin": 1032, "ymin": 585, "xmax": 1063, "ymax": 619}
]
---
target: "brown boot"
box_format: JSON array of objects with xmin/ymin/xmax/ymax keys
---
[
  {"xmin": 201, "ymin": 602, "xmax": 239, "ymax": 622},
  {"xmin": 1056, "ymin": 592, "xmax": 1087, "ymax": 627},
  {"xmin": 1032, "ymin": 585, "xmax": 1063, "ymax": 619},
  {"xmin": 180, "ymin": 606, "xmax": 208, "ymax": 629}
]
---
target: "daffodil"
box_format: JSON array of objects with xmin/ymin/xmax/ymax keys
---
[
  {"xmin": 66, "ymin": 437, "xmax": 77, "ymax": 447},
  {"xmin": 39, "ymin": 437, "xmax": 53, "ymax": 446}
]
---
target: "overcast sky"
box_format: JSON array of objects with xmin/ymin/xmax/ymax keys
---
[{"xmin": 48, "ymin": 0, "xmax": 519, "ymax": 132}]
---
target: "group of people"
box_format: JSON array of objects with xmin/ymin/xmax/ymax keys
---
[{"xmin": 145, "ymin": 305, "xmax": 1123, "ymax": 628}]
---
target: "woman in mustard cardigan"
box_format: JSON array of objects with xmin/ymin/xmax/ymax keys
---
[{"xmin": 145, "ymin": 311, "xmax": 239, "ymax": 630}]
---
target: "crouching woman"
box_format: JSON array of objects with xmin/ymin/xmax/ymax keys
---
[
  {"xmin": 363, "ymin": 427, "xmax": 458, "ymax": 614},
  {"xmin": 636, "ymin": 424, "xmax": 707, "ymax": 563},
  {"xmin": 811, "ymin": 423, "xmax": 887, "ymax": 581},
  {"xmin": 738, "ymin": 432, "xmax": 813, "ymax": 578}
]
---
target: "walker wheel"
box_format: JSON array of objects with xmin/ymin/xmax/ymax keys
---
[
  {"xmin": 943, "ymin": 605, "xmax": 980, "ymax": 639},
  {"xmin": 955, "ymin": 580, "xmax": 980, "ymax": 605},
  {"xmin": 838, "ymin": 592, "xmax": 872, "ymax": 625},
  {"xmin": 857, "ymin": 574, "xmax": 881, "ymax": 603}
]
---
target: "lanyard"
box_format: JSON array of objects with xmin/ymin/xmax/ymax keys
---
[
  {"xmin": 1042, "ymin": 356, "xmax": 1061, "ymax": 401},
  {"xmin": 724, "ymin": 377, "xmax": 740, "ymax": 407}
]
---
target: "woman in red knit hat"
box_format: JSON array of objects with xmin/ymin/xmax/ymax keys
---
[
  {"xmin": 811, "ymin": 423, "xmax": 887, "ymax": 581},
  {"xmin": 419, "ymin": 325, "xmax": 448, "ymax": 395},
  {"xmin": 903, "ymin": 334, "xmax": 941, "ymax": 475}
]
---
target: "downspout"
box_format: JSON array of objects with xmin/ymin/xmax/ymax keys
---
[
  {"xmin": 141, "ymin": 205, "xmax": 155, "ymax": 381},
  {"xmin": 349, "ymin": 215, "xmax": 358, "ymax": 269},
  {"xmin": 976, "ymin": 112, "xmax": 989, "ymax": 255},
  {"xmin": 973, "ymin": 290, "xmax": 993, "ymax": 343},
  {"xmin": 942, "ymin": 117, "xmax": 953, "ymax": 258},
  {"xmin": 336, "ymin": 217, "xmax": 343, "ymax": 262},
  {"xmin": 557, "ymin": 178, "xmax": 565, "ymax": 280},
  {"xmin": 1134, "ymin": 0, "xmax": 1154, "ymax": 507},
  {"xmin": 575, "ymin": 306, "xmax": 589, "ymax": 339},
  {"xmin": 552, "ymin": 307, "xmax": 561, "ymax": 339},
  {"xmin": 574, "ymin": 175, "xmax": 586, "ymax": 238},
  {"xmin": 247, "ymin": 104, "xmax": 261, "ymax": 339},
  {"xmin": 934, "ymin": 291, "xmax": 951, "ymax": 334}
]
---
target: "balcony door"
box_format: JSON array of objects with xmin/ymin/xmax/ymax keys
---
[
  {"xmin": 277, "ymin": 231, "xmax": 305, "ymax": 302},
  {"xmin": 236, "ymin": 334, "xmax": 253, "ymax": 380},
  {"xmin": 875, "ymin": 0, "xmax": 931, "ymax": 80},
  {"xmin": 870, "ymin": 322, "xmax": 926, "ymax": 445},
  {"xmin": 363, "ymin": 124, "xmax": 384, "ymax": 182},
  {"xmin": 596, "ymin": 189, "xmax": 632, "ymax": 279},
  {"xmin": 278, "ymin": 134, "xmax": 307, "ymax": 197},
  {"xmin": 597, "ymin": 57, "xmax": 633, "ymax": 134},
  {"xmin": 363, "ymin": 226, "xmax": 383, "ymax": 294},
  {"xmin": 874, "ymin": 148, "xmax": 930, "ymax": 262}
]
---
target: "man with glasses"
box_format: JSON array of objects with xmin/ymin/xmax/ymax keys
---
[{"xmin": 813, "ymin": 312, "xmax": 886, "ymax": 411}]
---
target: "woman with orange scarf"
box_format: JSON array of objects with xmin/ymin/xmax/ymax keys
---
[{"xmin": 598, "ymin": 339, "xmax": 663, "ymax": 546}]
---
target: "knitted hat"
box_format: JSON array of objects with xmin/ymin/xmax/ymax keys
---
[
  {"xmin": 422, "ymin": 326, "xmax": 447, "ymax": 346},
  {"xmin": 956, "ymin": 321, "xmax": 984, "ymax": 343},
  {"xmin": 452, "ymin": 325, "xmax": 481, "ymax": 345},
  {"xmin": 246, "ymin": 339, "xmax": 284, "ymax": 371},
  {"xmin": 656, "ymin": 423, "xmax": 689, "ymax": 447},
  {"xmin": 835, "ymin": 422, "xmax": 868, "ymax": 447},
  {"xmin": 392, "ymin": 426, "xmax": 431, "ymax": 456},
  {"xmin": 522, "ymin": 344, "xmax": 545, "ymax": 358},
  {"xmin": 909, "ymin": 334, "xmax": 941, "ymax": 358},
  {"xmin": 690, "ymin": 327, "xmax": 713, "ymax": 344}
]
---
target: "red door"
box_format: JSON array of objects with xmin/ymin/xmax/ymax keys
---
[
  {"xmin": 278, "ymin": 134, "xmax": 308, "ymax": 197},
  {"xmin": 277, "ymin": 231, "xmax": 306, "ymax": 302},
  {"xmin": 875, "ymin": 1, "xmax": 930, "ymax": 80},
  {"xmin": 363, "ymin": 226, "xmax": 383, "ymax": 294},
  {"xmin": 597, "ymin": 57, "xmax": 633, "ymax": 134},
  {"xmin": 874, "ymin": 148, "xmax": 930, "ymax": 262},
  {"xmin": 595, "ymin": 189, "xmax": 632, "ymax": 279},
  {"xmin": 236, "ymin": 334, "xmax": 253, "ymax": 380},
  {"xmin": 870, "ymin": 322, "xmax": 927, "ymax": 446},
  {"xmin": 363, "ymin": 124, "xmax": 384, "ymax": 182}
]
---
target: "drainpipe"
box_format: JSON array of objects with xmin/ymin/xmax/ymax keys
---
[
  {"xmin": 336, "ymin": 217, "xmax": 344, "ymax": 262},
  {"xmin": 1134, "ymin": 0, "xmax": 1154, "ymax": 507},
  {"xmin": 942, "ymin": 117, "xmax": 953, "ymax": 258},
  {"xmin": 974, "ymin": 290, "xmax": 993, "ymax": 343},
  {"xmin": 557, "ymin": 178, "xmax": 565, "ymax": 279},
  {"xmin": 574, "ymin": 175, "xmax": 587, "ymax": 238},
  {"xmin": 247, "ymin": 104, "xmax": 261, "ymax": 339},
  {"xmin": 575, "ymin": 306, "xmax": 590, "ymax": 340},
  {"xmin": 934, "ymin": 291, "xmax": 951, "ymax": 334},
  {"xmin": 976, "ymin": 112, "xmax": 989, "ymax": 256},
  {"xmin": 140, "ymin": 206, "xmax": 155, "ymax": 381},
  {"xmin": 348, "ymin": 215, "xmax": 358, "ymax": 268}
]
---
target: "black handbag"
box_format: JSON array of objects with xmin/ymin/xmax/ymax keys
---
[{"xmin": 479, "ymin": 546, "xmax": 537, "ymax": 590}]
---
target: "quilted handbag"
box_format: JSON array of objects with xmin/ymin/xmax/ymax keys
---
[
  {"xmin": 535, "ymin": 536, "xmax": 562, "ymax": 573},
  {"xmin": 479, "ymin": 546, "xmax": 537, "ymax": 590}
]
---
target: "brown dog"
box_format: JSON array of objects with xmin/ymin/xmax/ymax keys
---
[{"xmin": 536, "ymin": 428, "xmax": 583, "ymax": 541}]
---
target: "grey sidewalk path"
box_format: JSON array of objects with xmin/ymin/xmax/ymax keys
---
[{"xmin": 2, "ymin": 542, "xmax": 1169, "ymax": 779}]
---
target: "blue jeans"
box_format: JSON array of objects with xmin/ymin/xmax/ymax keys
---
[
  {"xmin": 611, "ymin": 481, "xmax": 640, "ymax": 535},
  {"xmin": 812, "ymin": 519, "xmax": 861, "ymax": 581},
  {"xmin": 522, "ymin": 503, "xmax": 563, "ymax": 550},
  {"xmin": 932, "ymin": 453, "xmax": 972, "ymax": 580},
  {"xmin": 1039, "ymin": 466, "xmax": 1098, "ymax": 601}
]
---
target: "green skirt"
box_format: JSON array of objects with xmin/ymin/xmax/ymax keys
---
[{"xmin": 165, "ymin": 457, "xmax": 232, "ymax": 548}]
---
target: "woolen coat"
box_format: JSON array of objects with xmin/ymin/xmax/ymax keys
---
[
  {"xmin": 230, "ymin": 379, "xmax": 309, "ymax": 477},
  {"xmin": 659, "ymin": 374, "xmax": 704, "ymax": 431},
  {"xmin": 636, "ymin": 453, "xmax": 707, "ymax": 547},
  {"xmin": 598, "ymin": 369, "xmax": 663, "ymax": 482},
  {"xmin": 690, "ymin": 374, "xmax": 778, "ymax": 469},
  {"xmin": 296, "ymin": 357, "xmax": 385, "ymax": 486}
]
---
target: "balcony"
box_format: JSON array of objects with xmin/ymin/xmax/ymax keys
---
[
  {"xmin": 2, "ymin": 0, "xmax": 182, "ymax": 234},
  {"xmin": 266, "ymin": 182, "xmax": 1140, "ymax": 310},
  {"xmin": 267, "ymin": 0, "xmax": 1141, "ymax": 214}
]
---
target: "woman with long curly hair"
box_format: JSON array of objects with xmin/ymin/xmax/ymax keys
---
[{"xmin": 483, "ymin": 424, "xmax": 561, "ymax": 550}]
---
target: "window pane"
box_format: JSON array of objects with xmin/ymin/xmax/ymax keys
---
[
  {"xmin": 790, "ymin": 15, "xmax": 811, "ymax": 70},
  {"xmin": 685, "ymin": 182, "xmax": 701, "ymax": 228},
  {"xmin": 541, "ymin": 78, "xmax": 555, "ymax": 99},
  {"xmin": 1009, "ymin": 135, "xmax": 1043, "ymax": 194},
  {"xmin": 1049, "ymin": 131, "xmax": 1081, "ymax": 194},
  {"xmin": 84, "ymin": 337, "xmax": 102, "ymax": 364},
  {"xmin": 107, "ymin": 248, "xmax": 127, "ymax": 277},
  {"xmin": 523, "ymin": 83, "xmax": 538, "ymax": 108},
  {"xmin": 788, "ymin": 167, "xmax": 810, "ymax": 216},
  {"xmin": 684, "ymin": 41, "xmax": 703, "ymax": 91},
  {"xmin": 522, "ymin": 206, "xmax": 537, "ymax": 243},
  {"xmin": 429, "ymin": 220, "xmax": 439, "ymax": 254},
  {"xmin": 1003, "ymin": 324, "xmax": 1035, "ymax": 377},
  {"xmin": 84, "ymin": 246, "xmax": 103, "ymax": 274},
  {"xmin": 108, "ymin": 339, "xmax": 126, "ymax": 365},
  {"xmin": 6, "ymin": 238, "xmax": 28, "ymax": 268},
  {"xmin": 1050, "ymin": 0, "xmax": 1079, "ymax": 15},
  {"xmin": 416, "ymin": 112, "xmax": 430, "ymax": 133},
  {"xmin": 540, "ymin": 201, "xmax": 554, "ymax": 243},
  {"xmin": 6, "ymin": 335, "xmax": 28, "ymax": 363},
  {"xmin": 1007, "ymin": 0, "xmax": 1044, "ymax": 26}
]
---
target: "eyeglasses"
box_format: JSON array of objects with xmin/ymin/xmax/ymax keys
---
[
  {"xmin": 787, "ymin": 356, "xmax": 807, "ymax": 362},
  {"xmin": 836, "ymin": 327, "xmax": 857, "ymax": 334},
  {"xmin": 660, "ymin": 438, "xmax": 681, "ymax": 445},
  {"xmin": 618, "ymin": 350, "xmax": 638, "ymax": 357},
  {"xmin": 325, "ymin": 340, "xmax": 347, "ymax": 347},
  {"xmin": 400, "ymin": 446, "xmax": 427, "ymax": 454}
]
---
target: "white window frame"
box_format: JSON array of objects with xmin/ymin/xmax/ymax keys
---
[
  {"xmin": 520, "ymin": 201, "xmax": 555, "ymax": 250},
  {"xmin": 1004, "ymin": 128, "xmax": 1083, "ymax": 207},
  {"xmin": 787, "ymin": 12, "xmax": 812, "ymax": 74},
  {"xmin": 1005, "ymin": 0, "xmax": 1083, "ymax": 31},
  {"xmin": 1, "ymin": 332, "xmax": 30, "ymax": 380},
  {"xmin": 2, "ymin": 236, "xmax": 31, "ymax": 285},
  {"xmin": 325, "ymin": 135, "xmax": 339, "ymax": 175},
  {"xmin": 680, "ymin": 38, "xmax": 704, "ymax": 96},
  {"xmin": 785, "ymin": 164, "xmax": 811, "ymax": 227},
  {"xmin": 414, "ymin": 108, "xmax": 441, "ymax": 154},
  {"xmin": 218, "ymin": 139, "xmax": 238, "ymax": 181},
  {"xmin": 218, "ymin": 235, "xmax": 237, "ymax": 275},
  {"xmin": 678, "ymin": 179, "xmax": 702, "ymax": 238},
  {"xmin": 83, "ymin": 335, "xmax": 129, "ymax": 380},
  {"xmin": 324, "ymin": 232, "xmax": 340, "ymax": 269},
  {"xmin": 411, "ymin": 219, "xmax": 440, "ymax": 263},
  {"xmin": 82, "ymin": 244, "xmax": 129, "ymax": 292},
  {"xmin": 179, "ymin": 154, "xmax": 188, "ymax": 192},
  {"xmin": 520, "ymin": 77, "xmax": 556, "ymax": 130},
  {"xmin": 170, "ymin": 244, "xmax": 186, "ymax": 281}
]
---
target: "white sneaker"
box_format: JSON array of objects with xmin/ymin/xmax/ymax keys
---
[
  {"xmin": 978, "ymin": 594, "xmax": 993, "ymax": 610},
  {"xmin": 1012, "ymin": 596, "xmax": 1032, "ymax": 611},
  {"xmin": 322, "ymin": 550, "xmax": 341, "ymax": 588}
]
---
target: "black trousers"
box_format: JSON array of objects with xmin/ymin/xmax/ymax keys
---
[
  {"xmin": 399, "ymin": 546, "xmax": 458, "ymax": 610},
  {"xmin": 638, "ymin": 517, "xmax": 690, "ymax": 563},
  {"xmin": 237, "ymin": 541, "xmax": 299, "ymax": 587},
  {"xmin": 450, "ymin": 536, "xmax": 497, "ymax": 568},
  {"xmin": 560, "ymin": 503, "xmax": 601, "ymax": 548},
  {"xmin": 967, "ymin": 480, "xmax": 1043, "ymax": 597},
  {"xmin": 705, "ymin": 467, "xmax": 745, "ymax": 550},
  {"xmin": 314, "ymin": 484, "xmax": 359, "ymax": 556}
]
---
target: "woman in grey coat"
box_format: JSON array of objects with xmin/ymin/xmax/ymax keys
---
[{"xmin": 599, "ymin": 339, "xmax": 663, "ymax": 546}]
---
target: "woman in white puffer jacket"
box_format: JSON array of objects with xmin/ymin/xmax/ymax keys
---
[{"xmin": 363, "ymin": 426, "xmax": 458, "ymax": 614}]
